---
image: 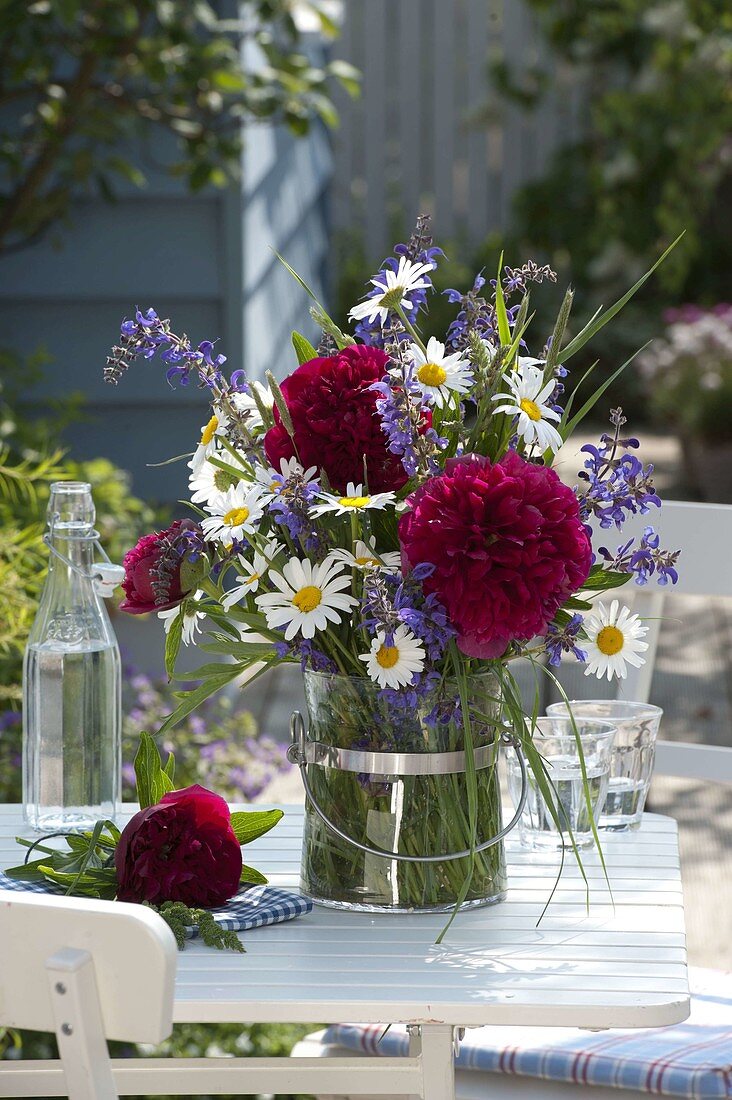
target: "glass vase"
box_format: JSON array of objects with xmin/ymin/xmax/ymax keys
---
[{"xmin": 299, "ymin": 670, "xmax": 508, "ymax": 912}]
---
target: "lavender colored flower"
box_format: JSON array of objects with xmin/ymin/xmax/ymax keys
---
[
  {"xmin": 445, "ymin": 272, "xmax": 504, "ymax": 350},
  {"xmin": 577, "ymin": 409, "xmax": 661, "ymax": 530},
  {"xmin": 371, "ymin": 322, "xmax": 448, "ymax": 479},
  {"xmin": 599, "ymin": 526, "xmax": 680, "ymax": 587},
  {"xmin": 501, "ymin": 262, "xmax": 557, "ymax": 296},
  {"xmin": 360, "ymin": 562, "xmax": 455, "ymax": 664},
  {"xmin": 266, "ymin": 465, "xmax": 324, "ymax": 555},
  {"xmin": 273, "ymin": 638, "xmax": 337, "ymax": 673},
  {"xmin": 545, "ymin": 614, "xmax": 587, "ymax": 667},
  {"xmin": 0, "ymin": 710, "xmax": 21, "ymax": 732}
]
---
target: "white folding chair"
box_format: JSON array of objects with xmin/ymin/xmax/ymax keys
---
[{"xmin": 0, "ymin": 892, "xmax": 177, "ymax": 1099}]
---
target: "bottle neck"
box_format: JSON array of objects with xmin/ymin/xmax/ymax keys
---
[{"xmin": 46, "ymin": 526, "xmax": 96, "ymax": 579}]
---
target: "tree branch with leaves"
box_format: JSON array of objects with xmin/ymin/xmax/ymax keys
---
[{"xmin": 0, "ymin": 0, "xmax": 360, "ymax": 253}]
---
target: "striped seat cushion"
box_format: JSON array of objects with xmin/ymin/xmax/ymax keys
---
[{"xmin": 323, "ymin": 969, "xmax": 732, "ymax": 1099}]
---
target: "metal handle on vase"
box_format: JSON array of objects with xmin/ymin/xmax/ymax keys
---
[{"xmin": 288, "ymin": 711, "xmax": 529, "ymax": 864}]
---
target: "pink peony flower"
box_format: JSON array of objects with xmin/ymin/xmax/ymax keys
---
[
  {"xmin": 398, "ymin": 452, "xmax": 592, "ymax": 658},
  {"xmin": 263, "ymin": 344, "xmax": 413, "ymax": 494},
  {"xmin": 120, "ymin": 519, "xmax": 201, "ymax": 615},
  {"xmin": 115, "ymin": 784, "xmax": 242, "ymax": 907}
]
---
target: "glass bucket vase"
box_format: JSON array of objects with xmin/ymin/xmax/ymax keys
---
[{"xmin": 291, "ymin": 670, "xmax": 524, "ymax": 913}]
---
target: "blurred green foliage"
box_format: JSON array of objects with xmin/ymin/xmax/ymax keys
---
[
  {"xmin": 494, "ymin": 0, "xmax": 732, "ymax": 355},
  {"xmin": 0, "ymin": 347, "xmax": 161, "ymax": 702},
  {"xmin": 0, "ymin": 0, "xmax": 359, "ymax": 253}
]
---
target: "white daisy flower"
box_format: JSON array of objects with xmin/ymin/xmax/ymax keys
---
[
  {"xmin": 230, "ymin": 380, "xmax": 274, "ymax": 431},
  {"xmin": 359, "ymin": 625, "xmax": 426, "ymax": 690},
  {"xmin": 222, "ymin": 542, "xmax": 283, "ymax": 610},
  {"xmin": 188, "ymin": 407, "xmax": 230, "ymax": 473},
  {"xmin": 312, "ymin": 482, "xmax": 396, "ymax": 517},
  {"xmin": 492, "ymin": 357, "xmax": 563, "ymax": 454},
  {"xmin": 331, "ymin": 536, "xmax": 401, "ymax": 572},
  {"xmin": 201, "ymin": 483, "xmax": 267, "ymax": 544},
  {"xmin": 583, "ymin": 600, "xmax": 649, "ymax": 681},
  {"xmin": 254, "ymin": 456, "xmax": 319, "ymax": 498},
  {"xmin": 256, "ymin": 556, "xmax": 358, "ymax": 641},
  {"xmin": 410, "ymin": 337, "xmax": 474, "ymax": 407},
  {"xmin": 348, "ymin": 256, "xmax": 434, "ymax": 326},
  {"xmin": 188, "ymin": 448, "xmax": 250, "ymax": 507},
  {"xmin": 158, "ymin": 591, "xmax": 205, "ymax": 647}
]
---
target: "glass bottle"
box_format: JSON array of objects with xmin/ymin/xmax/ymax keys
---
[{"xmin": 23, "ymin": 482, "xmax": 122, "ymax": 831}]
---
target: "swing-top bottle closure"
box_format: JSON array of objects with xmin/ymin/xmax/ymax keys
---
[{"xmin": 44, "ymin": 481, "xmax": 125, "ymax": 598}]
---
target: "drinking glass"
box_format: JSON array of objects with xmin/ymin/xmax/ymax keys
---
[
  {"xmin": 547, "ymin": 701, "xmax": 663, "ymax": 831},
  {"xmin": 507, "ymin": 718, "xmax": 616, "ymax": 849}
]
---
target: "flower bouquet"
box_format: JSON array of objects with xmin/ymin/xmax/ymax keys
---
[{"xmin": 105, "ymin": 217, "xmax": 680, "ymax": 924}]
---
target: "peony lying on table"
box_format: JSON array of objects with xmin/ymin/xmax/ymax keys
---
[
  {"xmin": 101, "ymin": 217, "xmax": 682, "ymax": 918},
  {"xmin": 7, "ymin": 733, "xmax": 283, "ymax": 951}
]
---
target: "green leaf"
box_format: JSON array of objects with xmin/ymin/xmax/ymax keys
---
[
  {"xmin": 229, "ymin": 808, "xmax": 283, "ymax": 846},
  {"xmin": 163, "ymin": 751, "xmax": 175, "ymax": 783},
  {"xmin": 494, "ymin": 253, "xmax": 512, "ymax": 347},
  {"xmin": 189, "ymin": 162, "xmax": 213, "ymax": 192},
  {"xmin": 164, "ymin": 608, "xmax": 183, "ymax": 681},
  {"xmin": 266, "ymin": 369, "xmax": 297, "ymax": 442},
  {"xmin": 159, "ymin": 666, "xmax": 244, "ymax": 734},
  {"xmin": 273, "ymin": 250, "xmax": 321, "ymax": 303},
  {"xmin": 545, "ymin": 287, "xmax": 574, "ymax": 374},
  {"xmin": 134, "ymin": 731, "xmax": 175, "ymax": 808},
  {"xmin": 564, "ymin": 596, "xmax": 593, "ymax": 611},
  {"xmin": 581, "ymin": 566, "xmax": 632, "ymax": 593},
  {"xmin": 328, "ymin": 59, "xmax": 361, "ymax": 97},
  {"xmin": 291, "ymin": 330, "xmax": 317, "ymax": 365},
  {"xmin": 240, "ymin": 864, "xmax": 268, "ymax": 886},
  {"xmin": 274, "ymin": 252, "xmax": 354, "ymax": 349},
  {"xmin": 134, "ymin": 732, "xmax": 156, "ymax": 809},
  {"xmin": 559, "ymin": 234, "xmax": 684, "ymax": 361},
  {"xmin": 560, "ymin": 345, "xmax": 648, "ymax": 440}
]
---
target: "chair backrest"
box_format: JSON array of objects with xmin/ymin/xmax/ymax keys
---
[
  {"xmin": 599, "ymin": 500, "xmax": 732, "ymax": 702},
  {"xmin": 654, "ymin": 740, "xmax": 732, "ymax": 784},
  {"xmin": 0, "ymin": 891, "xmax": 177, "ymax": 1044}
]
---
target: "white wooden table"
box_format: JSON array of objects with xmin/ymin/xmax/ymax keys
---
[{"xmin": 0, "ymin": 804, "xmax": 690, "ymax": 1098}]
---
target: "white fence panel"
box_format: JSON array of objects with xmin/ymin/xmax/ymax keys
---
[{"xmin": 331, "ymin": 0, "xmax": 581, "ymax": 258}]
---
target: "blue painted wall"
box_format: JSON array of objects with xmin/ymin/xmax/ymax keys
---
[{"xmin": 0, "ymin": 118, "xmax": 331, "ymax": 501}]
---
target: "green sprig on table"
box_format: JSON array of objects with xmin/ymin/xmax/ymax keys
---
[{"xmin": 144, "ymin": 901, "xmax": 245, "ymax": 954}]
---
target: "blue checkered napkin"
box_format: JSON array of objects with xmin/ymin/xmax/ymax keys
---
[
  {"xmin": 0, "ymin": 871, "xmax": 311, "ymax": 939},
  {"xmin": 323, "ymin": 969, "xmax": 732, "ymax": 1100}
]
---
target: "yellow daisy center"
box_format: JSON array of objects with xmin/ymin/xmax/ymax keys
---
[
  {"xmin": 355, "ymin": 555, "xmax": 379, "ymax": 566},
  {"xmin": 338, "ymin": 495, "xmax": 371, "ymax": 509},
  {"xmin": 201, "ymin": 415, "xmax": 219, "ymax": 445},
  {"xmin": 246, "ymin": 572, "xmax": 260, "ymax": 585},
  {"xmin": 596, "ymin": 625, "xmax": 624, "ymax": 656},
  {"xmin": 292, "ymin": 585, "xmax": 322, "ymax": 613},
  {"xmin": 223, "ymin": 506, "xmax": 250, "ymax": 527},
  {"xmin": 417, "ymin": 362, "xmax": 447, "ymax": 387},
  {"xmin": 520, "ymin": 398, "xmax": 542, "ymax": 422},
  {"xmin": 376, "ymin": 644, "xmax": 400, "ymax": 669}
]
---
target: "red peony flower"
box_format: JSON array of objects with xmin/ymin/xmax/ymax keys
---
[
  {"xmin": 398, "ymin": 451, "xmax": 592, "ymax": 659},
  {"xmin": 264, "ymin": 345, "xmax": 412, "ymax": 494},
  {"xmin": 120, "ymin": 519, "xmax": 201, "ymax": 615},
  {"xmin": 115, "ymin": 784, "xmax": 242, "ymax": 907}
]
